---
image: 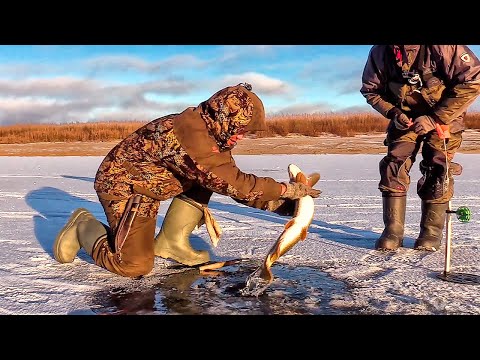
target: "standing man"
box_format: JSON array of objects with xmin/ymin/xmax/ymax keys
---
[
  {"xmin": 360, "ymin": 45, "xmax": 480, "ymax": 251},
  {"xmin": 52, "ymin": 83, "xmax": 321, "ymax": 278}
]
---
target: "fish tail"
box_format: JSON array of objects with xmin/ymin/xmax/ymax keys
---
[
  {"xmin": 296, "ymin": 172, "xmax": 308, "ymax": 185},
  {"xmin": 296, "ymin": 170, "xmax": 321, "ymax": 188},
  {"xmin": 307, "ymin": 172, "xmax": 321, "ymax": 187}
]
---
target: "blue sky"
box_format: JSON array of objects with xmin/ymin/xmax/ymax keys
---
[{"xmin": 1, "ymin": 45, "xmax": 480, "ymax": 126}]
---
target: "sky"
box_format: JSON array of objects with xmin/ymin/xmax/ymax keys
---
[
  {"xmin": 1, "ymin": 153, "xmax": 479, "ymax": 315},
  {"xmin": 1, "ymin": 45, "xmax": 480, "ymax": 126}
]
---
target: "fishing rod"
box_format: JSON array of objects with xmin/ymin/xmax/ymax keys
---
[{"xmin": 434, "ymin": 124, "xmax": 479, "ymax": 285}]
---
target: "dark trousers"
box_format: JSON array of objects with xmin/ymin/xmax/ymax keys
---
[{"xmin": 379, "ymin": 126, "xmax": 463, "ymax": 203}]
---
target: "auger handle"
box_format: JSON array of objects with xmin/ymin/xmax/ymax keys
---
[{"xmin": 436, "ymin": 123, "xmax": 451, "ymax": 139}]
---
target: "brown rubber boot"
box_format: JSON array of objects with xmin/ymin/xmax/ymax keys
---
[
  {"xmin": 53, "ymin": 208, "xmax": 95, "ymax": 263},
  {"xmin": 375, "ymin": 196, "xmax": 406, "ymax": 251},
  {"xmin": 414, "ymin": 201, "xmax": 448, "ymax": 251},
  {"xmin": 154, "ymin": 196, "xmax": 210, "ymax": 266}
]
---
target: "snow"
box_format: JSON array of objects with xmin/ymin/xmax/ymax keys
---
[{"xmin": 1, "ymin": 154, "xmax": 479, "ymax": 315}]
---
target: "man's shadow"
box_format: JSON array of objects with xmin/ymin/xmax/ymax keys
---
[
  {"xmin": 25, "ymin": 186, "xmax": 105, "ymax": 262},
  {"xmin": 207, "ymin": 199, "xmax": 414, "ymax": 250},
  {"xmin": 29, "ymin": 174, "xmax": 397, "ymax": 262},
  {"xmin": 61, "ymin": 175, "xmax": 382, "ymax": 249},
  {"xmin": 61, "ymin": 175, "xmax": 96, "ymax": 182},
  {"xmin": 26, "ymin": 175, "xmax": 212, "ymax": 260}
]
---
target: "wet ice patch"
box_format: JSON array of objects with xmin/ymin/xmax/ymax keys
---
[
  {"xmin": 240, "ymin": 266, "xmax": 271, "ymax": 297},
  {"xmin": 88, "ymin": 262, "xmax": 359, "ymax": 315}
]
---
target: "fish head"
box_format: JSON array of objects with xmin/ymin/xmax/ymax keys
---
[
  {"xmin": 288, "ymin": 163, "xmax": 302, "ymax": 180},
  {"xmin": 288, "ymin": 163, "xmax": 321, "ymax": 186}
]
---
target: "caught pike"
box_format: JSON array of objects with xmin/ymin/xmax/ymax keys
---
[{"xmin": 241, "ymin": 163, "xmax": 320, "ymax": 296}]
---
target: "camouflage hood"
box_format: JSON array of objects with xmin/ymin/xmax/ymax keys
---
[{"xmin": 194, "ymin": 83, "xmax": 266, "ymax": 151}]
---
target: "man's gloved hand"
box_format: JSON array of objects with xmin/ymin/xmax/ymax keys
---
[
  {"xmin": 387, "ymin": 107, "xmax": 412, "ymax": 130},
  {"xmin": 280, "ymin": 182, "xmax": 322, "ymax": 200},
  {"xmin": 413, "ymin": 115, "xmax": 437, "ymax": 135}
]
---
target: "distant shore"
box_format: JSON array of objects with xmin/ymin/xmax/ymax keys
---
[{"xmin": 1, "ymin": 130, "xmax": 480, "ymax": 156}]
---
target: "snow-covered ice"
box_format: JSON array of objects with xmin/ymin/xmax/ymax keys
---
[{"xmin": 1, "ymin": 154, "xmax": 479, "ymax": 315}]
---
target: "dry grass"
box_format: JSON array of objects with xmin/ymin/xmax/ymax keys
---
[
  {"xmin": 263, "ymin": 113, "xmax": 388, "ymax": 137},
  {"xmin": 0, "ymin": 121, "xmax": 142, "ymax": 144},
  {"xmin": 2, "ymin": 112, "xmax": 480, "ymax": 144}
]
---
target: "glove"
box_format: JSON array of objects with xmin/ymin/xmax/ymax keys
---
[
  {"xmin": 413, "ymin": 115, "xmax": 437, "ymax": 135},
  {"xmin": 280, "ymin": 182, "xmax": 322, "ymax": 200},
  {"xmin": 264, "ymin": 199, "xmax": 295, "ymax": 216},
  {"xmin": 387, "ymin": 107, "xmax": 412, "ymax": 130}
]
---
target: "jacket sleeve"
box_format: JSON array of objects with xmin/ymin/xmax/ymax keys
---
[
  {"xmin": 431, "ymin": 45, "xmax": 480, "ymax": 124},
  {"xmin": 360, "ymin": 45, "xmax": 396, "ymax": 118},
  {"xmin": 194, "ymin": 150, "xmax": 284, "ymax": 203},
  {"xmin": 172, "ymin": 108, "xmax": 284, "ymax": 203}
]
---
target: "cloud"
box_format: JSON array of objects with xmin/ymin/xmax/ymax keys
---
[
  {"xmin": 214, "ymin": 45, "xmax": 292, "ymax": 64},
  {"xmin": 0, "ymin": 77, "xmax": 101, "ymax": 98},
  {"xmin": 268, "ymin": 102, "xmax": 334, "ymax": 115},
  {"xmin": 0, "ymin": 96, "xmax": 192, "ymax": 125},
  {"xmin": 0, "ymin": 76, "xmax": 200, "ymax": 125},
  {"xmin": 89, "ymin": 100, "xmax": 193, "ymax": 122},
  {"xmin": 299, "ymin": 56, "xmax": 366, "ymax": 96},
  {"xmin": 0, "ymin": 97, "xmax": 96, "ymax": 125},
  {"xmin": 267, "ymin": 102, "xmax": 373, "ymax": 116},
  {"xmin": 0, "ymin": 63, "xmax": 54, "ymax": 78},
  {"xmin": 217, "ymin": 72, "xmax": 294, "ymax": 96},
  {"xmin": 335, "ymin": 78, "xmax": 363, "ymax": 96},
  {"xmin": 85, "ymin": 54, "xmax": 207, "ymax": 74},
  {"xmin": 335, "ymin": 104, "xmax": 373, "ymax": 113}
]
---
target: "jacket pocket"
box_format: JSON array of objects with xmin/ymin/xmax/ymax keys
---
[{"xmin": 420, "ymin": 77, "xmax": 446, "ymax": 106}]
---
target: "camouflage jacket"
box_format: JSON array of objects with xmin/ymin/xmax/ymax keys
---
[
  {"xmin": 360, "ymin": 45, "xmax": 480, "ymax": 133},
  {"xmin": 94, "ymin": 84, "xmax": 283, "ymax": 205}
]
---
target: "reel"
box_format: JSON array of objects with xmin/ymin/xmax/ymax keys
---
[{"xmin": 448, "ymin": 206, "xmax": 471, "ymax": 223}]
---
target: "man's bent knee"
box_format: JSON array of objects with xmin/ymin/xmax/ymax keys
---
[
  {"xmin": 379, "ymin": 156, "xmax": 412, "ymax": 194},
  {"xmin": 117, "ymin": 257, "xmax": 154, "ymax": 278}
]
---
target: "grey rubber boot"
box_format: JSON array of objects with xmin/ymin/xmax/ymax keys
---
[
  {"xmin": 53, "ymin": 208, "xmax": 95, "ymax": 263},
  {"xmin": 414, "ymin": 201, "xmax": 448, "ymax": 251},
  {"xmin": 154, "ymin": 196, "xmax": 210, "ymax": 266},
  {"xmin": 76, "ymin": 217, "xmax": 109, "ymax": 256},
  {"xmin": 375, "ymin": 196, "xmax": 406, "ymax": 251}
]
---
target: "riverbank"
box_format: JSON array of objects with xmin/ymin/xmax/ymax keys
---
[{"xmin": 1, "ymin": 130, "xmax": 480, "ymax": 156}]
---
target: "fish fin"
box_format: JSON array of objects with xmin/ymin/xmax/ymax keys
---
[
  {"xmin": 307, "ymin": 172, "xmax": 321, "ymax": 187},
  {"xmin": 284, "ymin": 219, "xmax": 295, "ymax": 229},
  {"xmin": 296, "ymin": 172, "xmax": 308, "ymax": 185},
  {"xmin": 300, "ymin": 227, "xmax": 308, "ymax": 240}
]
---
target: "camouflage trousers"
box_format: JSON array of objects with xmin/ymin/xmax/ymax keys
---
[
  {"xmin": 379, "ymin": 125, "xmax": 463, "ymax": 204},
  {"xmin": 91, "ymin": 184, "xmax": 212, "ymax": 278}
]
